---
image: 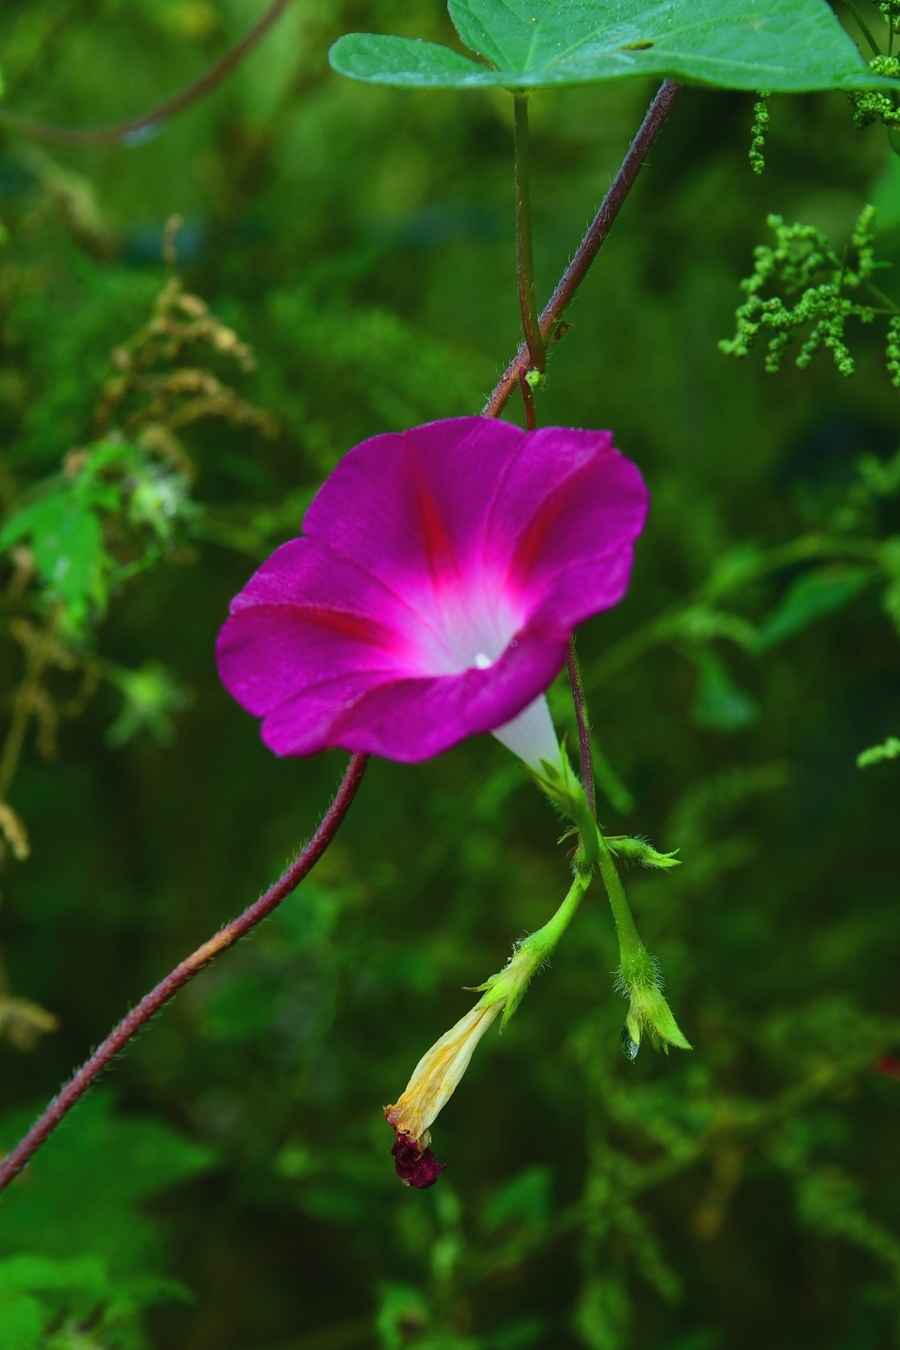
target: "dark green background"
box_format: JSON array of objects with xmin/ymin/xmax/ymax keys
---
[{"xmin": 0, "ymin": 1, "xmax": 899, "ymax": 1347}]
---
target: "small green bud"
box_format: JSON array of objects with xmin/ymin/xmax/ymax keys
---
[
  {"xmin": 605, "ymin": 835, "xmax": 681, "ymax": 870},
  {"xmin": 524, "ymin": 368, "xmax": 545, "ymax": 390}
]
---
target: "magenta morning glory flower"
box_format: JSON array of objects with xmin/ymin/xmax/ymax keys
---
[{"xmin": 216, "ymin": 417, "xmax": 648, "ymax": 766}]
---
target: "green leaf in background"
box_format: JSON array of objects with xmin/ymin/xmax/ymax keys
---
[
  {"xmin": 0, "ymin": 439, "xmax": 196, "ymax": 634},
  {"xmin": 0, "ymin": 442, "xmax": 128, "ymax": 633},
  {"xmin": 376, "ymin": 1285, "xmax": 430, "ymax": 1350},
  {"xmin": 0, "ymin": 488, "xmax": 110, "ymax": 633},
  {"xmin": 872, "ymin": 152, "xmax": 900, "ymax": 232},
  {"xmin": 482, "ymin": 1166, "xmax": 552, "ymax": 1231},
  {"xmin": 690, "ymin": 649, "xmax": 759, "ymax": 732},
  {"xmin": 0, "ymin": 1255, "xmax": 182, "ymax": 1350},
  {"xmin": 0, "ymin": 1092, "xmax": 216, "ymax": 1279},
  {"xmin": 330, "ymin": 0, "xmax": 896, "ymax": 93},
  {"xmin": 754, "ymin": 565, "xmax": 875, "ymax": 652},
  {"xmin": 330, "ymin": 34, "xmax": 487, "ymax": 89},
  {"xmin": 857, "ymin": 734, "xmax": 900, "ymax": 767}
]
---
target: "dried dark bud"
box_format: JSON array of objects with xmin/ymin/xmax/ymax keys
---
[{"xmin": 391, "ymin": 1132, "xmax": 446, "ymax": 1189}]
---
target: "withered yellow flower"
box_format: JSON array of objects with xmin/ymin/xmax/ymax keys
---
[{"xmin": 385, "ymin": 1001, "xmax": 503, "ymax": 1187}]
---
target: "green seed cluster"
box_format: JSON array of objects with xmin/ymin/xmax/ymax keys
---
[
  {"xmin": 749, "ymin": 92, "xmax": 770, "ymax": 176},
  {"xmin": 719, "ymin": 207, "xmax": 896, "ymax": 382},
  {"xmin": 886, "ymin": 314, "xmax": 900, "ymax": 386},
  {"xmin": 878, "ymin": 2, "xmax": 900, "ymax": 36},
  {"xmin": 847, "ymin": 56, "xmax": 900, "ymax": 130}
]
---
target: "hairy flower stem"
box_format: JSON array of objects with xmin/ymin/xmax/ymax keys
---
[
  {"xmin": 0, "ymin": 752, "xmax": 369, "ymax": 1195},
  {"xmin": 478, "ymin": 870, "xmax": 592, "ymax": 1027},
  {"xmin": 514, "ymin": 95, "xmax": 546, "ymax": 374},
  {"xmin": 0, "ymin": 0, "xmax": 296, "ymax": 147},
  {"xmin": 525, "ymin": 871, "xmax": 588, "ymax": 954},
  {"xmin": 533, "ymin": 758, "xmax": 689, "ymax": 1053},
  {"xmin": 484, "ymin": 79, "xmax": 681, "ymax": 418},
  {"xmin": 592, "ymin": 826, "xmax": 649, "ymax": 975},
  {"xmin": 566, "ymin": 802, "xmax": 637, "ymax": 959}
]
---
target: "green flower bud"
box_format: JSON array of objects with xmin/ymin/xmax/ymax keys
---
[{"xmin": 617, "ymin": 957, "xmax": 692, "ymax": 1058}]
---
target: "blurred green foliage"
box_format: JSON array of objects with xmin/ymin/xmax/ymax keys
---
[
  {"xmin": 0, "ymin": 1, "xmax": 899, "ymax": 1348},
  {"xmin": 0, "ymin": 1093, "xmax": 207, "ymax": 1347}
]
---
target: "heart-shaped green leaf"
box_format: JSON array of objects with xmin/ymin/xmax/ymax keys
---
[{"xmin": 330, "ymin": 0, "xmax": 896, "ymax": 94}]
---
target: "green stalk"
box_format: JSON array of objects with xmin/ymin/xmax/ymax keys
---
[
  {"xmin": 593, "ymin": 830, "xmax": 655, "ymax": 979},
  {"xmin": 477, "ymin": 870, "xmax": 592, "ymax": 1029},
  {"xmin": 845, "ymin": 0, "xmax": 882, "ymax": 57},
  {"xmin": 531, "ymin": 755, "xmax": 644, "ymax": 966},
  {"xmin": 521, "ymin": 872, "xmax": 590, "ymax": 959},
  {"xmin": 532, "ymin": 754, "xmax": 690, "ymax": 1054},
  {"xmin": 513, "ymin": 94, "xmax": 546, "ymax": 374}
]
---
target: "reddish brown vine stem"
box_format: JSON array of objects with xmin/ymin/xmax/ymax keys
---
[
  {"xmin": 482, "ymin": 78, "xmax": 681, "ymax": 418},
  {"xmin": 0, "ymin": 752, "xmax": 368, "ymax": 1193},
  {"xmin": 0, "ymin": 0, "xmax": 295, "ymax": 148}
]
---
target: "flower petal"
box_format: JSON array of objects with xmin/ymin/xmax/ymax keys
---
[
  {"xmin": 216, "ymin": 536, "xmax": 459, "ymax": 724},
  {"xmin": 257, "ymin": 668, "xmax": 396, "ymax": 757},
  {"xmin": 324, "ymin": 618, "xmax": 568, "ymax": 761},
  {"xmin": 531, "ymin": 544, "xmax": 638, "ymax": 634},
  {"xmin": 303, "ymin": 417, "xmax": 526, "ymax": 598},
  {"xmin": 225, "ymin": 535, "xmax": 450, "ymax": 661},
  {"xmin": 489, "ymin": 427, "xmax": 649, "ymax": 606}
]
